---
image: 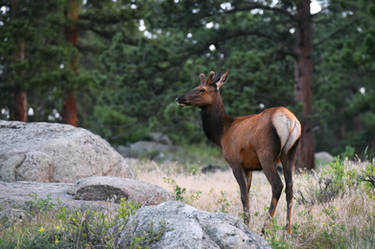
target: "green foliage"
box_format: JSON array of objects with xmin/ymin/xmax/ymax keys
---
[
  {"xmin": 163, "ymin": 177, "xmax": 185, "ymax": 201},
  {"xmin": 117, "ymin": 197, "xmax": 140, "ymax": 220},
  {"xmin": 27, "ymin": 193, "xmax": 56, "ymax": 215},
  {"xmin": 296, "ymin": 157, "xmax": 360, "ymax": 206},
  {"xmin": 129, "ymin": 221, "xmax": 169, "ymax": 249},
  {"xmin": 264, "ymin": 218, "xmax": 291, "ymax": 249},
  {"xmin": 296, "ymin": 157, "xmax": 375, "ymax": 206},
  {"xmin": 0, "ymin": 196, "xmax": 140, "ymax": 249},
  {"xmin": 163, "ymin": 176, "xmax": 202, "ymax": 204},
  {"xmin": 362, "ymin": 163, "xmax": 375, "ymax": 200},
  {"xmin": 216, "ymin": 191, "xmax": 230, "ymax": 213},
  {"xmin": 340, "ymin": 145, "xmax": 356, "ymax": 159},
  {"xmin": 1, "ymin": 0, "xmax": 375, "ymax": 157},
  {"xmin": 174, "ymin": 184, "xmax": 187, "ymax": 201},
  {"xmin": 187, "ymin": 164, "xmax": 199, "ymax": 175}
]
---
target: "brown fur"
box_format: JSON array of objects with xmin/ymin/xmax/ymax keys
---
[{"xmin": 176, "ymin": 72, "xmax": 301, "ymax": 234}]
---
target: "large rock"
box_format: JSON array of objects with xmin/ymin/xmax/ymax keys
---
[
  {"xmin": 74, "ymin": 176, "xmax": 174, "ymax": 205},
  {"xmin": 0, "ymin": 180, "xmax": 115, "ymax": 212},
  {"xmin": 118, "ymin": 201, "xmax": 271, "ymax": 249},
  {"xmin": 0, "ymin": 177, "xmax": 172, "ymax": 212},
  {"xmin": 0, "ymin": 120, "xmax": 136, "ymax": 182}
]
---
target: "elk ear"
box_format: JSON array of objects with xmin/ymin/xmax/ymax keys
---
[
  {"xmin": 216, "ymin": 71, "xmax": 228, "ymax": 89},
  {"xmin": 199, "ymin": 73, "xmax": 206, "ymax": 86},
  {"xmin": 206, "ymin": 71, "xmax": 215, "ymax": 85}
]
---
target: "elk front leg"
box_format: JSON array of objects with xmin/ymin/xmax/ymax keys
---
[{"xmin": 232, "ymin": 167, "xmax": 251, "ymax": 226}]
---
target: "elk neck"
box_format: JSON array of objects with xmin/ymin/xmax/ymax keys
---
[{"xmin": 200, "ymin": 92, "xmax": 233, "ymax": 146}]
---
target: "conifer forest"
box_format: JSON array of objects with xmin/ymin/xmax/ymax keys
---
[{"xmin": 1, "ymin": 0, "xmax": 375, "ymax": 169}]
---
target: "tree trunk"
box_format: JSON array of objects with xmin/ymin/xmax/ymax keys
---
[
  {"xmin": 294, "ymin": 0, "xmax": 315, "ymax": 169},
  {"xmin": 63, "ymin": 0, "xmax": 78, "ymax": 126},
  {"xmin": 10, "ymin": 0, "xmax": 27, "ymax": 122},
  {"xmin": 62, "ymin": 89, "xmax": 78, "ymax": 126},
  {"xmin": 12, "ymin": 90, "xmax": 27, "ymax": 121}
]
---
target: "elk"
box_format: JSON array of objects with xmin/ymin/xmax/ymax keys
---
[{"xmin": 176, "ymin": 71, "xmax": 301, "ymax": 234}]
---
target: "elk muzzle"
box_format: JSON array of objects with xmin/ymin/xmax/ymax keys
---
[{"xmin": 176, "ymin": 96, "xmax": 188, "ymax": 106}]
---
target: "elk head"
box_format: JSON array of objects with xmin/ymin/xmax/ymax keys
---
[{"xmin": 176, "ymin": 71, "xmax": 228, "ymax": 107}]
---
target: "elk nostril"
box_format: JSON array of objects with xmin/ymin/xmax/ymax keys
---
[
  {"xmin": 176, "ymin": 96, "xmax": 187, "ymax": 106},
  {"xmin": 176, "ymin": 97, "xmax": 186, "ymax": 103}
]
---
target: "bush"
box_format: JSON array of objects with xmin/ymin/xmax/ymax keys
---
[
  {"xmin": 361, "ymin": 163, "xmax": 375, "ymax": 200},
  {"xmin": 296, "ymin": 157, "xmax": 360, "ymax": 206}
]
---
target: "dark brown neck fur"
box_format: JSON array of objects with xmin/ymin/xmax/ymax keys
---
[{"xmin": 201, "ymin": 92, "xmax": 233, "ymax": 146}]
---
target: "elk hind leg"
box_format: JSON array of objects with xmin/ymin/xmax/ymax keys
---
[
  {"xmin": 260, "ymin": 157, "xmax": 283, "ymax": 233},
  {"xmin": 280, "ymin": 140, "xmax": 299, "ymax": 234}
]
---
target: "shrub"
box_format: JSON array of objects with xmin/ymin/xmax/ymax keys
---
[
  {"xmin": 296, "ymin": 157, "xmax": 360, "ymax": 206},
  {"xmin": 361, "ymin": 163, "xmax": 375, "ymax": 200},
  {"xmin": 264, "ymin": 218, "xmax": 291, "ymax": 249},
  {"xmin": 27, "ymin": 193, "xmax": 56, "ymax": 215},
  {"xmin": 216, "ymin": 191, "xmax": 230, "ymax": 213},
  {"xmin": 163, "ymin": 176, "xmax": 201, "ymax": 204}
]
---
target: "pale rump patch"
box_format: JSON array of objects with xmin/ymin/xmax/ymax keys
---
[
  {"xmin": 272, "ymin": 109, "xmax": 301, "ymax": 153},
  {"xmin": 284, "ymin": 120, "xmax": 301, "ymax": 152},
  {"xmin": 272, "ymin": 112, "xmax": 289, "ymax": 149}
]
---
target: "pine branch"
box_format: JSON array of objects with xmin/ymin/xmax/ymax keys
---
[
  {"xmin": 157, "ymin": 28, "xmax": 296, "ymax": 71},
  {"xmin": 314, "ymin": 18, "xmax": 360, "ymax": 47},
  {"xmin": 224, "ymin": 2, "xmax": 296, "ymax": 22}
]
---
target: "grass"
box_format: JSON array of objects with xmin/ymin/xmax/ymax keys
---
[
  {"xmin": 136, "ymin": 157, "xmax": 375, "ymax": 249},
  {"xmin": 0, "ymin": 198, "xmax": 142, "ymax": 249},
  {"xmin": 1, "ymin": 151, "xmax": 374, "ymax": 248},
  {"xmin": 135, "ymin": 142, "xmax": 226, "ymax": 172}
]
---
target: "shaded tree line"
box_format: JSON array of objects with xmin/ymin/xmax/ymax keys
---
[{"xmin": 1, "ymin": 0, "xmax": 375, "ymax": 169}]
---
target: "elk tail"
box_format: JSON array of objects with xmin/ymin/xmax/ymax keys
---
[{"xmin": 272, "ymin": 110, "xmax": 302, "ymax": 154}]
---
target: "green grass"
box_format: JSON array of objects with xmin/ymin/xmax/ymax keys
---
[
  {"xmin": 136, "ymin": 142, "xmax": 227, "ymax": 174},
  {"xmin": 0, "ymin": 198, "xmax": 141, "ymax": 249}
]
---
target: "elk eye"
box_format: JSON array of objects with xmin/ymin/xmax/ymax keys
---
[{"xmin": 200, "ymin": 89, "xmax": 206, "ymax": 93}]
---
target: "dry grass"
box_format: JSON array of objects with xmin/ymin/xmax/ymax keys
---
[{"xmin": 135, "ymin": 159, "xmax": 375, "ymax": 248}]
